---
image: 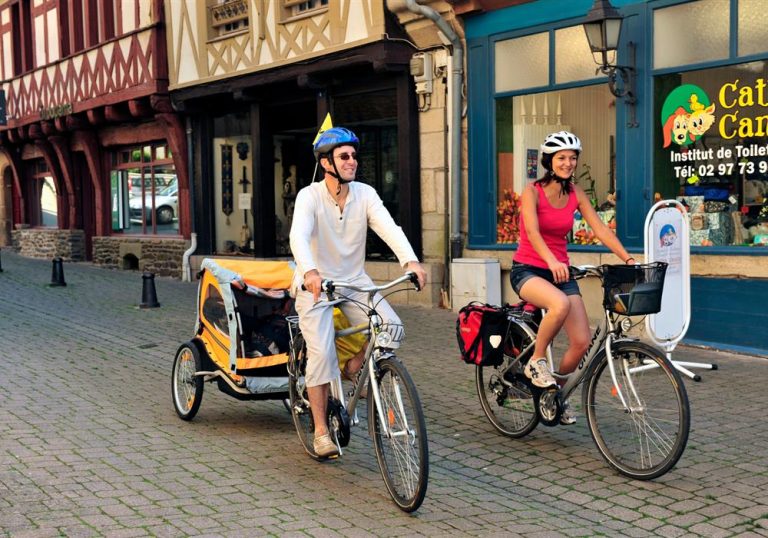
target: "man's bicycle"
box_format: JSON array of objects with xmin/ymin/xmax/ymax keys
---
[
  {"xmin": 286, "ymin": 272, "xmax": 428, "ymax": 512},
  {"xmin": 476, "ymin": 262, "xmax": 690, "ymax": 480}
]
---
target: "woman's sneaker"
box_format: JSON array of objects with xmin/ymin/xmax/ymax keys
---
[
  {"xmin": 560, "ymin": 399, "xmax": 577, "ymax": 425},
  {"xmin": 524, "ymin": 358, "xmax": 557, "ymax": 388}
]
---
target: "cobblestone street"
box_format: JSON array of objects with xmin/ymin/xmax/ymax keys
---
[{"xmin": 1, "ymin": 251, "xmax": 767, "ymax": 537}]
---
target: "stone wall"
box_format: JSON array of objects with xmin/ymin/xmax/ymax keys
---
[
  {"xmin": 364, "ymin": 260, "xmax": 445, "ymax": 307},
  {"xmin": 92, "ymin": 236, "xmax": 189, "ymax": 278},
  {"xmin": 11, "ymin": 229, "xmax": 86, "ymax": 261}
]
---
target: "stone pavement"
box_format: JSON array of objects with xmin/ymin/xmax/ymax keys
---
[{"xmin": 0, "ymin": 251, "xmax": 767, "ymax": 537}]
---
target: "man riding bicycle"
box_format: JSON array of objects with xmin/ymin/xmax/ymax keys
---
[{"xmin": 289, "ymin": 126, "xmax": 427, "ymax": 459}]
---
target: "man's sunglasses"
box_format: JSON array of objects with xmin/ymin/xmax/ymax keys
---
[{"xmin": 334, "ymin": 152, "xmax": 357, "ymax": 161}]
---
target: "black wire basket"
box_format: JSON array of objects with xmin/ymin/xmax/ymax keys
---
[{"xmin": 600, "ymin": 262, "xmax": 668, "ymax": 316}]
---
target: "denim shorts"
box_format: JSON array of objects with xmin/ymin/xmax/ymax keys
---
[{"xmin": 510, "ymin": 262, "xmax": 581, "ymax": 297}]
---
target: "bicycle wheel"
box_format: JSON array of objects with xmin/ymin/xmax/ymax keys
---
[
  {"xmin": 368, "ymin": 356, "xmax": 428, "ymax": 513},
  {"xmin": 583, "ymin": 341, "xmax": 690, "ymax": 480},
  {"xmin": 171, "ymin": 342, "xmax": 204, "ymax": 420},
  {"xmin": 476, "ymin": 320, "xmax": 538, "ymax": 437},
  {"xmin": 287, "ymin": 336, "xmax": 319, "ymax": 459}
]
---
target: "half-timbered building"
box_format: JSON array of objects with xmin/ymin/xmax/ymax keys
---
[
  {"xmin": 0, "ymin": 0, "xmax": 189, "ymax": 276},
  {"xmin": 166, "ymin": 0, "xmax": 460, "ymax": 305}
]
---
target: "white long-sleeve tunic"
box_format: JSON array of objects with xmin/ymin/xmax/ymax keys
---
[{"xmin": 289, "ymin": 180, "xmax": 417, "ymax": 282}]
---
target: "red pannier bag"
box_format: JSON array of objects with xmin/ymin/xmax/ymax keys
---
[{"xmin": 456, "ymin": 302, "xmax": 509, "ymax": 366}]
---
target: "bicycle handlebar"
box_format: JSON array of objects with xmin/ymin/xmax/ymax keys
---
[
  {"xmin": 301, "ymin": 271, "xmax": 421, "ymax": 295},
  {"xmin": 570, "ymin": 265, "xmax": 599, "ymax": 280},
  {"xmin": 321, "ymin": 272, "xmax": 420, "ymax": 294}
]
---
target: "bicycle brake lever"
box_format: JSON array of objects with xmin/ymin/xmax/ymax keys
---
[
  {"xmin": 407, "ymin": 271, "xmax": 421, "ymax": 291},
  {"xmin": 321, "ymin": 279, "xmax": 336, "ymax": 300}
]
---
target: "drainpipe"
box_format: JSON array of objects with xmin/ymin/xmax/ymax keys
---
[
  {"xmin": 182, "ymin": 117, "xmax": 197, "ymax": 282},
  {"xmin": 403, "ymin": 0, "xmax": 464, "ymax": 260}
]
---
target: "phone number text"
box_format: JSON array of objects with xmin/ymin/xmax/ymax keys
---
[{"xmin": 673, "ymin": 160, "xmax": 768, "ymax": 179}]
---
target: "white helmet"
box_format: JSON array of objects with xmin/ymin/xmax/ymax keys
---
[{"xmin": 540, "ymin": 131, "xmax": 582, "ymax": 154}]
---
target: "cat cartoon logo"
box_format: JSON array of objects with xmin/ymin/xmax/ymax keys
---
[{"xmin": 660, "ymin": 84, "xmax": 716, "ymax": 149}]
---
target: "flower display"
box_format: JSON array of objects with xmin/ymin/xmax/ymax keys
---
[{"xmin": 496, "ymin": 189, "xmax": 521, "ymax": 243}]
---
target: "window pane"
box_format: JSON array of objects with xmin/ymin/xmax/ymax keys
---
[
  {"xmin": 40, "ymin": 176, "xmax": 57, "ymax": 227},
  {"xmin": 738, "ymin": 0, "xmax": 768, "ymax": 57},
  {"xmin": 495, "ymin": 85, "xmax": 617, "ymax": 245},
  {"xmin": 117, "ymin": 152, "xmax": 178, "ymax": 236},
  {"xmin": 555, "ymin": 25, "xmax": 603, "ymax": 84},
  {"xmin": 495, "ymin": 33, "xmax": 548, "ymax": 93},
  {"xmin": 152, "ymin": 167, "xmax": 179, "ymax": 235},
  {"xmin": 333, "ymin": 90, "xmax": 400, "ymax": 260},
  {"xmin": 653, "ymin": 62, "xmax": 768, "ymax": 247},
  {"xmin": 654, "ymin": 0, "xmax": 729, "ymax": 69},
  {"xmin": 111, "ymin": 170, "xmax": 130, "ymax": 231}
]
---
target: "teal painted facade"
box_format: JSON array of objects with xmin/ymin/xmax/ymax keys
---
[{"xmin": 464, "ymin": 0, "xmax": 768, "ymax": 355}]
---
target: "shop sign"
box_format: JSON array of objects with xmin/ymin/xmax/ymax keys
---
[
  {"xmin": 39, "ymin": 103, "xmax": 72, "ymax": 120},
  {"xmin": 649, "ymin": 206, "xmax": 686, "ymax": 340},
  {"xmin": 660, "ymin": 82, "xmax": 768, "ymax": 182}
]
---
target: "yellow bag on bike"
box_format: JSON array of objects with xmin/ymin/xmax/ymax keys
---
[{"xmin": 334, "ymin": 307, "xmax": 367, "ymax": 369}]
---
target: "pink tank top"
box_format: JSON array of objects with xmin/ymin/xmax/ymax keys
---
[{"xmin": 514, "ymin": 183, "xmax": 579, "ymax": 269}]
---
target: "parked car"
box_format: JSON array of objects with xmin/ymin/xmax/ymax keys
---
[
  {"xmin": 130, "ymin": 179, "xmax": 178, "ymax": 224},
  {"xmin": 129, "ymin": 174, "xmax": 173, "ymax": 198}
]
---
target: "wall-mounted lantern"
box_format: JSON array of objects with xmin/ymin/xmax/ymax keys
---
[{"xmin": 582, "ymin": 0, "xmax": 637, "ymax": 126}]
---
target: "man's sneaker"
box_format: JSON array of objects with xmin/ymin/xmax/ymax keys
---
[
  {"xmin": 524, "ymin": 358, "xmax": 557, "ymax": 388},
  {"xmin": 560, "ymin": 399, "xmax": 577, "ymax": 425},
  {"xmin": 313, "ymin": 433, "xmax": 340, "ymax": 458}
]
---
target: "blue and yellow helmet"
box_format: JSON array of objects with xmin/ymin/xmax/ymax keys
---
[{"xmin": 313, "ymin": 127, "xmax": 359, "ymax": 161}]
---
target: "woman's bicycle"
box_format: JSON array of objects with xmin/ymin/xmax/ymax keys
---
[
  {"xmin": 476, "ymin": 262, "xmax": 690, "ymax": 480},
  {"xmin": 286, "ymin": 272, "xmax": 429, "ymax": 512}
]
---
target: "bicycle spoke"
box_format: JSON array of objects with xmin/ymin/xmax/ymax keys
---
[
  {"xmin": 476, "ymin": 320, "xmax": 539, "ymax": 438},
  {"xmin": 370, "ymin": 357, "xmax": 428, "ymax": 512},
  {"xmin": 379, "ymin": 373, "xmax": 419, "ymax": 495},
  {"xmin": 584, "ymin": 342, "xmax": 690, "ymax": 480},
  {"xmin": 172, "ymin": 343, "xmax": 204, "ymax": 420}
]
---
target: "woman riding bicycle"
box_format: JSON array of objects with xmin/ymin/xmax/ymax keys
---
[
  {"xmin": 511, "ymin": 131, "xmax": 635, "ymax": 424},
  {"xmin": 289, "ymin": 126, "xmax": 427, "ymax": 458}
]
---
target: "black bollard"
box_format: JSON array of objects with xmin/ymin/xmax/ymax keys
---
[
  {"xmin": 50, "ymin": 257, "xmax": 66, "ymax": 286},
  {"xmin": 139, "ymin": 271, "xmax": 160, "ymax": 308}
]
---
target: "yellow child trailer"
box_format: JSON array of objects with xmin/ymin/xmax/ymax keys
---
[{"xmin": 171, "ymin": 258, "xmax": 365, "ymax": 419}]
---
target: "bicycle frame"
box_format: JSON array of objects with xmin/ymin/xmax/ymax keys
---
[
  {"xmin": 508, "ymin": 308, "xmax": 638, "ymax": 413},
  {"xmin": 289, "ymin": 272, "xmax": 418, "ymax": 454}
]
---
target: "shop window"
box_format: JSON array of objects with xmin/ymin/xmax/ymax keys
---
[
  {"xmin": 654, "ymin": 61, "xmax": 768, "ymax": 248},
  {"xmin": 39, "ymin": 177, "xmax": 58, "ymax": 227},
  {"xmin": 487, "ymin": 24, "xmax": 615, "ymax": 248},
  {"xmin": 356, "ymin": 126, "xmax": 400, "ymax": 260},
  {"xmin": 334, "ymin": 89, "xmax": 402, "ymax": 260},
  {"xmin": 208, "ymin": 0, "xmax": 249, "ymax": 38},
  {"xmin": 494, "ymin": 86, "xmax": 617, "ymax": 246},
  {"xmin": 653, "ymin": 0, "xmax": 729, "ymax": 69},
  {"xmin": 110, "ymin": 144, "xmax": 178, "ymax": 236},
  {"xmin": 738, "ymin": 0, "xmax": 768, "ymax": 57},
  {"xmin": 212, "ymin": 111, "xmax": 251, "ymax": 254}
]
